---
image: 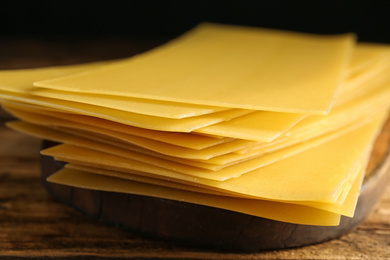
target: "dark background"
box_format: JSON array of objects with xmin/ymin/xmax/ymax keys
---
[{"xmin": 1, "ymin": 0, "xmax": 390, "ymax": 43}]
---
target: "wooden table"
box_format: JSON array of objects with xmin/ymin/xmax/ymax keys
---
[{"xmin": 0, "ymin": 37, "xmax": 390, "ymax": 259}]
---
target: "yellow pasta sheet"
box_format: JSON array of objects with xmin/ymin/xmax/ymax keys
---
[
  {"xmin": 188, "ymin": 79, "xmax": 390, "ymax": 165},
  {"xmin": 0, "ymin": 92, "xmax": 250, "ymax": 132},
  {"xmin": 2, "ymin": 104, "xmax": 231, "ymax": 150},
  {"xmin": 0, "ymin": 88, "xmax": 306, "ymax": 141},
  {"xmin": 30, "ymin": 88, "xmax": 229, "ymax": 119},
  {"xmin": 193, "ymin": 49, "xmax": 390, "ymax": 141},
  {"xmin": 195, "ymin": 110, "xmax": 305, "ymax": 141},
  {"xmin": 337, "ymin": 59, "xmax": 390, "ymax": 105},
  {"xmin": 0, "ymin": 62, "xmax": 227, "ymax": 119},
  {"xmin": 347, "ymin": 42, "xmax": 390, "ymax": 77},
  {"xmin": 41, "ymin": 114, "xmax": 386, "ymax": 202},
  {"xmin": 35, "ymin": 23, "xmax": 354, "ymax": 114},
  {"xmin": 235, "ymin": 77, "xmax": 390, "ymax": 156},
  {"xmin": 298, "ymin": 162, "xmax": 366, "ymax": 217},
  {"xmin": 0, "ymin": 61, "xmax": 110, "ymax": 90},
  {"xmin": 64, "ymin": 160, "xmax": 365, "ymax": 217},
  {"xmin": 7, "ymin": 71, "xmax": 389, "ymax": 174},
  {"xmin": 5, "ymin": 71, "xmax": 390, "ymax": 167},
  {"xmin": 2, "ymin": 104, "xmax": 253, "ymax": 160},
  {"xmin": 48, "ymin": 168, "xmax": 341, "ymax": 226},
  {"xmin": 7, "ymin": 121, "xmax": 222, "ymax": 171},
  {"xmin": 9, "ymin": 109, "xmax": 374, "ymax": 181}
]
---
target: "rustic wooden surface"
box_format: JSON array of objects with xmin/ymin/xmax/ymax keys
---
[{"xmin": 0, "ymin": 37, "xmax": 390, "ymax": 259}]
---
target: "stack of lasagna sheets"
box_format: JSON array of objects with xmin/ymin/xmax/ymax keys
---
[{"xmin": 1, "ymin": 23, "xmax": 390, "ymax": 226}]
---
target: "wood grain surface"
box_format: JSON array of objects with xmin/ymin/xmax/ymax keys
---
[{"xmin": 0, "ymin": 38, "xmax": 390, "ymax": 259}]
